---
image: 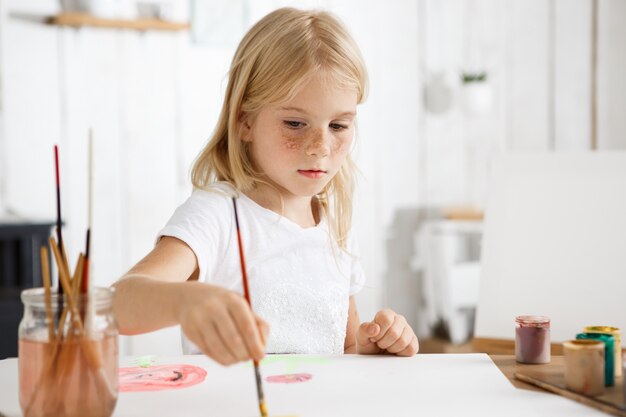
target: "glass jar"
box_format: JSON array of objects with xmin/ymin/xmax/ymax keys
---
[
  {"xmin": 563, "ymin": 340, "xmax": 605, "ymax": 397},
  {"xmin": 18, "ymin": 287, "xmax": 118, "ymax": 417},
  {"xmin": 583, "ymin": 326, "xmax": 622, "ymax": 378},
  {"xmin": 515, "ymin": 315, "xmax": 550, "ymax": 364},
  {"xmin": 576, "ymin": 332, "xmax": 614, "ymax": 386}
]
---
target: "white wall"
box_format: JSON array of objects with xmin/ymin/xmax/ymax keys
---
[
  {"xmin": 0, "ymin": 0, "xmax": 625, "ymax": 354},
  {"xmin": 385, "ymin": 0, "xmax": 626, "ymax": 339},
  {"xmin": 598, "ymin": 0, "xmax": 626, "ymax": 149}
]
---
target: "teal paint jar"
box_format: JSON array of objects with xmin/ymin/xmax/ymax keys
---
[{"xmin": 576, "ymin": 332, "xmax": 615, "ymax": 386}]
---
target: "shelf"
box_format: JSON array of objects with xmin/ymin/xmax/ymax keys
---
[{"xmin": 47, "ymin": 12, "xmax": 190, "ymax": 32}]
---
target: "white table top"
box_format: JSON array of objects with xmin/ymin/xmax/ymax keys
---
[{"xmin": 0, "ymin": 353, "xmax": 608, "ymax": 417}]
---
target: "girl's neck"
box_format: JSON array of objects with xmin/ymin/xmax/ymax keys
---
[{"xmin": 245, "ymin": 183, "xmax": 319, "ymax": 228}]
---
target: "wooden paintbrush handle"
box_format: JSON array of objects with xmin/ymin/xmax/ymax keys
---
[
  {"xmin": 40, "ymin": 246, "xmax": 55, "ymax": 342},
  {"xmin": 514, "ymin": 373, "xmax": 626, "ymax": 417},
  {"xmin": 48, "ymin": 237, "xmax": 101, "ymax": 370}
]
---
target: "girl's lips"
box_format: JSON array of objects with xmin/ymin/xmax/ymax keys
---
[{"xmin": 298, "ymin": 170, "xmax": 326, "ymax": 179}]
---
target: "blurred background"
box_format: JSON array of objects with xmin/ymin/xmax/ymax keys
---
[{"xmin": 0, "ymin": 0, "xmax": 624, "ymax": 358}]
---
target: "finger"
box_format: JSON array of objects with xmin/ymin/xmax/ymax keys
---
[
  {"xmin": 370, "ymin": 309, "xmax": 396, "ymax": 343},
  {"xmin": 204, "ymin": 321, "xmax": 238, "ymax": 365},
  {"xmin": 385, "ymin": 326, "xmax": 412, "ymax": 354},
  {"xmin": 397, "ymin": 335, "xmax": 420, "ymax": 356},
  {"xmin": 182, "ymin": 325, "xmax": 207, "ymax": 356},
  {"xmin": 255, "ymin": 315, "xmax": 270, "ymax": 348},
  {"xmin": 375, "ymin": 315, "xmax": 406, "ymax": 350},
  {"xmin": 214, "ymin": 311, "xmax": 250, "ymax": 362},
  {"xmin": 184, "ymin": 324, "xmax": 232, "ymax": 366},
  {"xmin": 356, "ymin": 321, "xmax": 379, "ymax": 346},
  {"xmin": 229, "ymin": 298, "xmax": 265, "ymax": 361},
  {"xmin": 356, "ymin": 322, "xmax": 381, "ymax": 355}
]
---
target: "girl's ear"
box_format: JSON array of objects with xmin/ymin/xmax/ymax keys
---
[{"xmin": 239, "ymin": 112, "xmax": 253, "ymax": 142}]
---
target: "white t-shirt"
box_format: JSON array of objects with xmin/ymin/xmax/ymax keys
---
[{"xmin": 157, "ymin": 182, "xmax": 366, "ymax": 355}]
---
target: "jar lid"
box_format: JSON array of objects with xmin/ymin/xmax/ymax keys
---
[
  {"xmin": 563, "ymin": 339, "xmax": 604, "ymax": 350},
  {"xmin": 21, "ymin": 286, "xmax": 114, "ymax": 309},
  {"xmin": 515, "ymin": 315, "xmax": 550, "ymax": 326},
  {"xmin": 583, "ymin": 325, "xmax": 620, "ymax": 335}
]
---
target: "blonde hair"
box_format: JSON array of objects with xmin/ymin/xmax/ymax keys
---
[{"xmin": 191, "ymin": 7, "xmax": 368, "ymax": 248}]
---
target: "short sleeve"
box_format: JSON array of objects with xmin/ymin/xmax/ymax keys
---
[
  {"xmin": 156, "ymin": 188, "xmax": 233, "ymax": 284},
  {"xmin": 347, "ymin": 235, "xmax": 366, "ymax": 296}
]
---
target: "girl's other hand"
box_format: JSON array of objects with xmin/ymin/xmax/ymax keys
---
[
  {"xmin": 356, "ymin": 309, "xmax": 419, "ymax": 356},
  {"xmin": 177, "ymin": 281, "xmax": 269, "ymax": 365}
]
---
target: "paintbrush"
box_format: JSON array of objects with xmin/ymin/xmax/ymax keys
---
[
  {"xmin": 232, "ymin": 197, "xmax": 268, "ymax": 417},
  {"xmin": 40, "ymin": 246, "xmax": 55, "ymax": 342},
  {"xmin": 53, "ymin": 145, "xmax": 67, "ymax": 330},
  {"xmin": 53, "ymin": 146, "xmax": 67, "ymax": 289},
  {"xmin": 80, "ymin": 129, "xmax": 93, "ymax": 330},
  {"xmin": 82, "ymin": 129, "xmax": 92, "ymax": 296}
]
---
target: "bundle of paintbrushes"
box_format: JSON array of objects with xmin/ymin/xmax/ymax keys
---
[{"xmin": 18, "ymin": 138, "xmax": 118, "ymax": 417}]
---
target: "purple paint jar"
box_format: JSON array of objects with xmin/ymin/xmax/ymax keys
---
[{"xmin": 515, "ymin": 315, "xmax": 550, "ymax": 364}]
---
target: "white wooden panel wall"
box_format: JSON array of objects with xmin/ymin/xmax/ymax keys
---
[
  {"xmin": 390, "ymin": 0, "xmax": 626, "ymax": 335},
  {"xmin": 422, "ymin": 0, "xmax": 468, "ymax": 206},
  {"xmin": 598, "ymin": 0, "xmax": 626, "ymax": 150},
  {"xmin": 0, "ymin": 0, "xmax": 188, "ymax": 355},
  {"xmin": 117, "ymin": 32, "xmax": 184, "ymax": 356},
  {"xmin": 57, "ymin": 29, "xmax": 125, "ymax": 282},
  {"xmin": 3, "ymin": 4, "xmax": 61, "ymax": 221},
  {"xmin": 419, "ymin": 0, "xmax": 626, "ymax": 208},
  {"xmin": 421, "ymin": 0, "xmax": 507, "ymax": 207},
  {"xmin": 508, "ymin": 0, "xmax": 551, "ymax": 151},
  {"xmin": 554, "ymin": 0, "xmax": 592, "ymax": 150},
  {"xmin": 1, "ymin": 0, "xmax": 626, "ymax": 355},
  {"xmin": 119, "ymin": 32, "xmax": 180, "ymax": 267}
]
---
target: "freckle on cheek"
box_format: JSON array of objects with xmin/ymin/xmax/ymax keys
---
[
  {"xmin": 284, "ymin": 137, "xmax": 300, "ymax": 151},
  {"xmin": 334, "ymin": 141, "xmax": 348, "ymax": 153}
]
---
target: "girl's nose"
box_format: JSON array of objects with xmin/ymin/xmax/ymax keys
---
[{"xmin": 305, "ymin": 129, "xmax": 331, "ymax": 157}]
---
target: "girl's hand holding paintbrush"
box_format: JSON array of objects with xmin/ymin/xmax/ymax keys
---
[
  {"xmin": 113, "ymin": 236, "xmax": 269, "ymax": 366},
  {"xmin": 177, "ymin": 281, "xmax": 269, "ymax": 365}
]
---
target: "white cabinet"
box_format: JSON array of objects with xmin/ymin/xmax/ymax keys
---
[{"xmin": 413, "ymin": 220, "xmax": 482, "ymax": 344}]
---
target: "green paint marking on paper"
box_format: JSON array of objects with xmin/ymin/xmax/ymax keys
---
[
  {"xmin": 134, "ymin": 355, "xmax": 157, "ymax": 368},
  {"xmin": 251, "ymin": 355, "xmax": 332, "ymax": 373}
]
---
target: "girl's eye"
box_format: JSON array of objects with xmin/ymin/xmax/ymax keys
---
[
  {"xmin": 330, "ymin": 123, "xmax": 348, "ymax": 131},
  {"xmin": 284, "ymin": 120, "xmax": 304, "ymax": 129}
]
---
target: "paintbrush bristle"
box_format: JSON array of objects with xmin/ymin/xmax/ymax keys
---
[{"xmin": 259, "ymin": 401, "xmax": 268, "ymax": 417}]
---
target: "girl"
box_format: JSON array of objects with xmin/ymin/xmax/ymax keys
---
[{"xmin": 112, "ymin": 7, "xmax": 419, "ymax": 365}]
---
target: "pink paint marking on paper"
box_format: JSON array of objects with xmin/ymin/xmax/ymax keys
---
[
  {"xmin": 119, "ymin": 364, "xmax": 207, "ymax": 392},
  {"xmin": 265, "ymin": 373, "xmax": 313, "ymax": 384}
]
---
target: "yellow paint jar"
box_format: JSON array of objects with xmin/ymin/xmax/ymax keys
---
[
  {"xmin": 563, "ymin": 340, "xmax": 605, "ymax": 397},
  {"xmin": 583, "ymin": 326, "xmax": 622, "ymax": 378}
]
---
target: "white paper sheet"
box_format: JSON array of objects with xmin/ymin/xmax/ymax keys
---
[{"xmin": 0, "ymin": 354, "xmax": 607, "ymax": 417}]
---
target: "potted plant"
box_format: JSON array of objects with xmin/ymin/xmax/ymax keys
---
[{"xmin": 461, "ymin": 71, "xmax": 492, "ymax": 115}]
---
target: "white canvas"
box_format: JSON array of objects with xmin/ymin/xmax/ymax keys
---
[{"xmin": 475, "ymin": 152, "xmax": 626, "ymax": 344}]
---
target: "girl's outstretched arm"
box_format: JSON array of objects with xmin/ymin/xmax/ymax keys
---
[
  {"xmin": 113, "ymin": 236, "xmax": 199, "ymax": 334},
  {"xmin": 112, "ymin": 236, "xmax": 268, "ymax": 365}
]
